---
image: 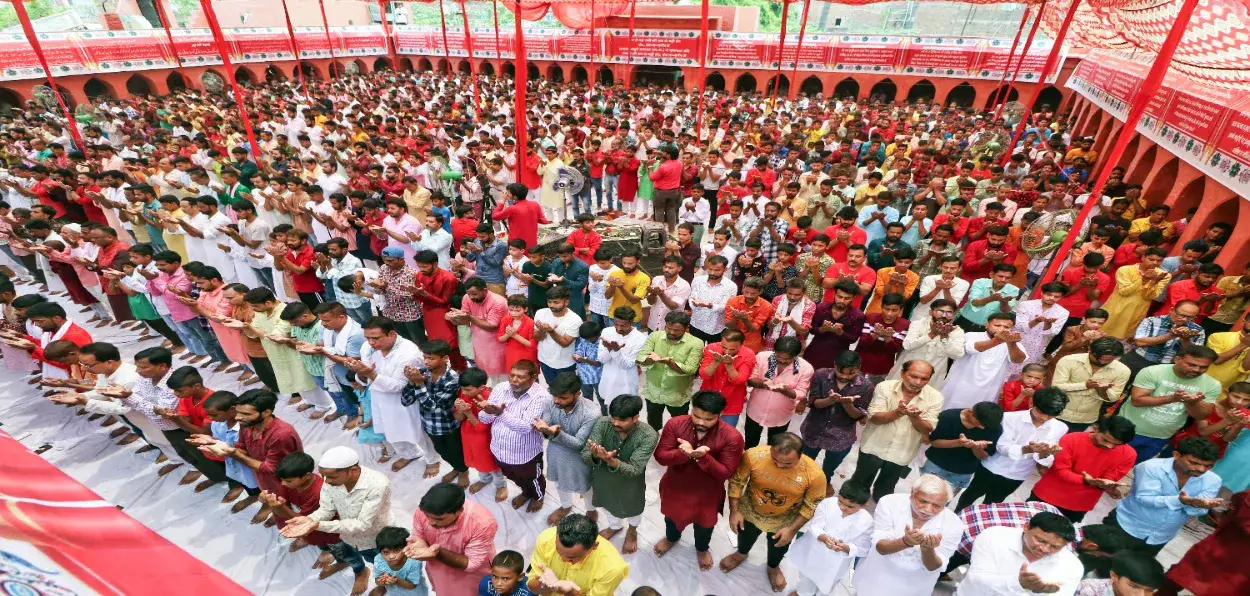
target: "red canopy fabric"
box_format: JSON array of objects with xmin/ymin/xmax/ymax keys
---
[
  {"xmin": 551, "ymin": 1, "xmax": 633, "ymax": 29},
  {"xmin": 500, "ymin": 0, "xmax": 551, "ymax": 20}
]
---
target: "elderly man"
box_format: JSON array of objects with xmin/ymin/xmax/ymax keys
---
[
  {"xmin": 853, "ymin": 474, "xmax": 963, "ymax": 596},
  {"xmin": 281, "ymin": 446, "xmax": 393, "ymax": 596},
  {"xmin": 653, "ymin": 390, "xmax": 745, "ymax": 571},
  {"xmin": 851, "ymin": 360, "xmax": 943, "ymax": 502},
  {"xmin": 1051, "ymin": 337, "xmax": 1131, "ymax": 433},
  {"xmin": 1119, "ymin": 301, "xmax": 1206, "ymax": 384},
  {"xmin": 959, "ymin": 512, "xmax": 1084, "ymax": 595},
  {"xmin": 476, "ymin": 360, "xmax": 552, "ymax": 513},
  {"xmin": 406, "ymin": 482, "xmax": 499, "ymax": 596},
  {"xmin": 720, "ymin": 433, "xmax": 826, "ymax": 592}
]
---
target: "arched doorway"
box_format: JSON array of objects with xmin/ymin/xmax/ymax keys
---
[
  {"xmin": 705, "ymin": 72, "xmax": 726, "ymax": 91},
  {"xmin": 398, "ymin": 57, "xmax": 413, "ymax": 72},
  {"xmin": 906, "ymin": 79, "xmax": 936, "ymax": 103},
  {"xmin": 353, "ymin": 59, "xmax": 368, "ymax": 74},
  {"xmin": 1032, "ymin": 86, "xmax": 1063, "ymax": 112},
  {"xmin": 946, "ymin": 82, "xmax": 976, "ymax": 107},
  {"xmin": 868, "ymin": 79, "xmax": 896, "ymax": 103},
  {"xmin": 234, "ymin": 67, "xmax": 254, "ymax": 86},
  {"xmin": 833, "ymin": 77, "xmax": 859, "ymax": 99},
  {"xmin": 30, "ymin": 84, "xmax": 75, "ymax": 109},
  {"xmin": 166, "ymin": 71, "xmax": 189, "ymax": 92},
  {"xmin": 298, "ymin": 62, "xmax": 322, "ymax": 80},
  {"xmin": 199, "ymin": 70, "xmax": 225, "ymax": 93},
  {"xmin": 459, "ymin": 60, "xmax": 472, "ymax": 75},
  {"xmin": 632, "ymin": 66, "xmax": 681, "ymax": 89},
  {"xmin": 83, "ymin": 77, "xmax": 116, "ymax": 101},
  {"xmin": 570, "ymin": 65, "xmax": 587, "ymax": 83},
  {"xmin": 328, "ymin": 62, "xmax": 344, "ymax": 78},
  {"xmin": 597, "ymin": 66, "xmax": 613, "ymax": 85},
  {"xmin": 437, "ymin": 59, "xmax": 451, "ymax": 73},
  {"xmin": 125, "ymin": 74, "xmax": 154, "ymax": 96},
  {"xmin": 502, "ymin": 62, "xmax": 515, "ymax": 77},
  {"xmin": 265, "ymin": 65, "xmax": 287, "ymax": 83},
  {"xmin": 1126, "ymin": 145, "xmax": 1157, "ymax": 186},
  {"xmin": 0, "ymin": 88, "xmax": 22, "ymax": 115},
  {"xmin": 735, "ymin": 73, "xmax": 757, "ymax": 93},
  {"xmin": 985, "ymin": 84, "xmax": 1018, "ymax": 109},
  {"xmin": 765, "ymin": 74, "xmax": 789, "ymax": 96},
  {"xmin": 799, "ymin": 76, "xmax": 823, "ymax": 97},
  {"xmin": 374, "ymin": 56, "xmax": 393, "ymax": 71},
  {"xmin": 546, "ymin": 64, "xmax": 564, "ymax": 82},
  {"xmin": 1170, "ymin": 177, "xmax": 1206, "ymax": 221},
  {"xmin": 480, "ymin": 61, "xmax": 496, "ymax": 76},
  {"xmin": 1142, "ymin": 158, "xmax": 1179, "ymax": 206},
  {"xmin": 418, "ymin": 58, "xmax": 433, "ymax": 72},
  {"xmin": 526, "ymin": 63, "xmax": 540, "ymax": 79}
]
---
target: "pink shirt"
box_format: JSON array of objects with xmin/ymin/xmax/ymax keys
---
[
  {"xmin": 462, "ymin": 292, "xmax": 508, "ymax": 375},
  {"xmin": 383, "ymin": 213, "xmax": 423, "ymax": 264},
  {"xmin": 199, "ymin": 286, "xmax": 249, "ymax": 364},
  {"xmin": 149, "ymin": 268, "xmax": 196, "ymax": 322},
  {"xmin": 410, "ymin": 500, "xmax": 498, "ymax": 596},
  {"xmin": 745, "ymin": 350, "xmax": 815, "ymax": 428}
]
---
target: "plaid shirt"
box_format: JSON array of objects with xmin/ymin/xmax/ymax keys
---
[
  {"xmin": 740, "ymin": 217, "xmax": 791, "ymax": 263},
  {"xmin": 573, "ymin": 338, "xmax": 603, "ymax": 385},
  {"xmin": 912, "ymin": 238, "xmax": 963, "ymax": 278},
  {"xmin": 957, "ymin": 501, "xmax": 1082, "ymax": 557},
  {"xmin": 400, "ymin": 367, "xmax": 461, "ymax": 435},
  {"xmin": 1132, "ymin": 315, "xmax": 1206, "ymax": 364}
]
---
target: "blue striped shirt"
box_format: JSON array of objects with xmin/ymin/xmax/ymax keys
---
[{"xmin": 574, "ymin": 338, "xmax": 603, "ymax": 385}]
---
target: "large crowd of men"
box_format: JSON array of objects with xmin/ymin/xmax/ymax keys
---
[{"xmin": 0, "ymin": 65, "xmax": 1246, "ymax": 596}]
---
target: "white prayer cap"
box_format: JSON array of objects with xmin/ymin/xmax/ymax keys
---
[
  {"xmin": 318, "ymin": 446, "xmax": 360, "ymax": 469},
  {"xmin": 60, "ymin": 223, "xmax": 82, "ymax": 234}
]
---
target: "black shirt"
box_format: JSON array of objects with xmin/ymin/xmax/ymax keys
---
[
  {"xmin": 924, "ymin": 408, "xmax": 1002, "ymax": 475},
  {"xmin": 1090, "ymin": 214, "xmax": 1132, "ymax": 248}
]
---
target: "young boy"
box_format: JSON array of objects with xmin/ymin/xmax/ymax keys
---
[
  {"xmin": 479, "ymin": 550, "xmax": 536, "ymax": 596},
  {"xmin": 429, "ymin": 191, "xmax": 453, "ymax": 234},
  {"xmin": 497, "ymin": 294, "xmax": 537, "ymax": 370},
  {"xmin": 196, "ymin": 391, "xmax": 260, "ymax": 512},
  {"xmin": 568, "ymin": 213, "xmax": 602, "ymax": 266},
  {"xmin": 572, "ymin": 321, "xmax": 604, "ymax": 413},
  {"xmin": 789, "ymin": 482, "xmax": 875, "ymax": 596},
  {"xmin": 520, "ymin": 249, "xmax": 552, "ymax": 316},
  {"xmin": 587, "ymin": 249, "xmax": 620, "ymax": 328},
  {"xmin": 1000, "ymin": 363, "xmax": 1048, "ymax": 413},
  {"xmin": 450, "ymin": 204, "xmax": 480, "ymax": 254},
  {"xmin": 372, "ymin": 526, "xmax": 428, "ymax": 596},
  {"xmin": 456, "ymin": 368, "xmax": 509, "ymax": 502},
  {"xmin": 503, "ymin": 239, "xmax": 529, "ymax": 298}
]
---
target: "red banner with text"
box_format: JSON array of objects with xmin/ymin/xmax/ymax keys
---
[
  {"xmin": 604, "ymin": 29, "xmax": 701, "ymax": 66},
  {"xmin": 0, "ymin": 32, "xmax": 90, "ymax": 81}
]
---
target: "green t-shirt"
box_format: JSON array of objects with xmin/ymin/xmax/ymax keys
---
[
  {"xmin": 1121, "ymin": 364, "xmax": 1221, "ymax": 439},
  {"xmin": 522, "ymin": 261, "xmax": 552, "ymax": 313}
]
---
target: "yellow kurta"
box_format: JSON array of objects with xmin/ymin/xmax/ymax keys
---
[
  {"xmin": 161, "ymin": 208, "xmax": 189, "ymax": 263},
  {"xmin": 1101, "ymin": 265, "xmax": 1170, "ymax": 339},
  {"xmin": 1204, "ymin": 332, "xmax": 1250, "ymax": 390},
  {"xmin": 537, "ymin": 157, "xmax": 566, "ymax": 209}
]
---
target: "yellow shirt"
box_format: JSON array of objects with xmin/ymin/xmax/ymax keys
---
[
  {"xmin": 1128, "ymin": 217, "xmax": 1173, "ymax": 239},
  {"xmin": 607, "ymin": 269, "xmax": 650, "ymax": 320},
  {"xmin": 1205, "ymin": 332, "xmax": 1250, "ymax": 390},
  {"xmin": 854, "ymin": 183, "xmax": 889, "ymax": 206},
  {"xmin": 528, "ymin": 527, "xmax": 628, "ymax": 596},
  {"xmin": 860, "ymin": 380, "xmax": 944, "ymax": 466},
  {"xmin": 729, "ymin": 446, "xmax": 826, "ymax": 532}
]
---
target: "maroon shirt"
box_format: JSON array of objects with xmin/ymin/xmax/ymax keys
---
[
  {"xmin": 855, "ymin": 313, "xmax": 910, "ymax": 375},
  {"xmin": 238, "ymin": 417, "xmax": 303, "ymax": 493},
  {"xmin": 275, "ymin": 474, "xmax": 339, "ymax": 546},
  {"xmin": 654, "ymin": 415, "xmax": 745, "ymax": 530}
]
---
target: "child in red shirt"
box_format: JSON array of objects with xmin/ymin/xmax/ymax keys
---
[
  {"xmin": 567, "ymin": 213, "xmax": 602, "ymax": 265},
  {"xmin": 497, "ymin": 294, "xmax": 538, "ymax": 371},
  {"xmin": 449, "ymin": 204, "xmax": 480, "ymax": 254},
  {"xmin": 454, "ymin": 368, "xmax": 508, "ymax": 501},
  {"xmin": 999, "ymin": 363, "xmax": 1047, "ymax": 413},
  {"xmin": 786, "ymin": 216, "xmax": 816, "ymax": 252},
  {"xmin": 1173, "ymin": 382, "xmax": 1250, "ymax": 457}
]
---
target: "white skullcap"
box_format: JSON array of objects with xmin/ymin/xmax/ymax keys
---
[
  {"xmin": 60, "ymin": 223, "xmax": 82, "ymax": 234},
  {"xmin": 318, "ymin": 446, "xmax": 360, "ymax": 469}
]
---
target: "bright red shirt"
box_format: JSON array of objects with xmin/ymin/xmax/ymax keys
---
[
  {"xmin": 966, "ymin": 216, "xmax": 1011, "ymax": 242},
  {"xmin": 649, "ymin": 159, "xmax": 683, "ymax": 191},
  {"xmin": 933, "ymin": 213, "xmax": 971, "ymax": 243},
  {"xmin": 491, "ymin": 199, "xmax": 548, "ymax": 253},
  {"xmin": 697, "ymin": 343, "xmax": 756, "ymax": 415},
  {"xmin": 588, "ymin": 151, "xmax": 605, "ymax": 178},
  {"xmin": 823, "ymin": 261, "xmax": 877, "ymax": 306},
  {"xmin": 1155, "ymin": 279, "xmax": 1223, "ymax": 319},
  {"xmin": 822, "ymin": 224, "xmax": 868, "ymax": 262},
  {"xmin": 567, "ymin": 228, "xmax": 602, "ymax": 265},
  {"xmin": 450, "ymin": 217, "xmax": 479, "ymax": 251},
  {"xmin": 1056, "ymin": 266, "xmax": 1114, "ymax": 316},
  {"xmin": 744, "ymin": 167, "xmax": 777, "ymax": 190},
  {"xmin": 998, "ymin": 380, "xmax": 1036, "ymax": 413},
  {"xmin": 961, "ymin": 239, "xmax": 1018, "ymax": 282},
  {"xmin": 1032, "ymin": 431, "xmax": 1136, "ymax": 512},
  {"xmin": 287, "ymin": 243, "xmax": 325, "ymax": 293}
]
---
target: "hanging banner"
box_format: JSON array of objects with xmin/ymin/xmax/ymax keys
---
[
  {"xmin": 604, "ymin": 29, "xmax": 700, "ymax": 66},
  {"xmin": 293, "ymin": 26, "xmax": 334, "ymax": 59},
  {"xmin": 552, "ymin": 31, "xmax": 591, "ymax": 62},
  {"xmin": 77, "ymin": 30, "xmax": 175, "ymax": 73},
  {"xmin": 830, "ymin": 35, "xmax": 903, "ymax": 74},
  {"xmin": 973, "ymin": 38, "xmax": 1061, "ymax": 82},
  {"xmin": 395, "ymin": 26, "xmax": 439, "ymax": 55},
  {"xmin": 0, "ymin": 32, "xmax": 89, "ymax": 81},
  {"xmin": 445, "ymin": 27, "xmax": 508, "ymax": 58},
  {"xmin": 1210, "ymin": 104, "xmax": 1250, "ymax": 193},
  {"xmin": 335, "ymin": 25, "xmax": 388, "ymax": 56},
  {"xmin": 901, "ymin": 37, "xmax": 978, "ymax": 78},
  {"xmin": 170, "ymin": 28, "xmax": 223, "ymax": 66},
  {"xmin": 777, "ymin": 33, "xmax": 832, "ymax": 71},
  {"xmin": 228, "ymin": 27, "xmax": 296, "ymax": 64},
  {"xmin": 1163, "ymin": 90, "xmax": 1229, "ymax": 154},
  {"xmin": 523, "ymin": 30, "xmax": 555, "ymax": 60},
  {"xmin": 709, "ymin": 31, "xmax": 773, "ymax": 70}
]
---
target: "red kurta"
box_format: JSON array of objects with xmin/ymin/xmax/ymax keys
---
[
  {"xmin": 697, "ymin": 343, "xmax": 757, "ymax": 416},
  {"xmin": 415, "ymin": 267, "xmax": 458, "ymax": 344},
  {"xmin": 655, "ymin": 415, "xmax": 745, "ymax": 529},
  {"xmin": 237, "ymin": 417, "xmax": 304, "ymax": 493},
  {"xmin": 496, "ymin": 313, "xmax": 538, "ymax": 371},
  {"xmin": 1165, "ymin": 490, "xmax": 1250, "ymax": 596},
  {"xmin": 275, "ymin": 474, "xmax": 340, "ymax": 546},
  {"xmin": 618, "ymin": 159, "xmax": 640, "ymax": 203},
  {"xmin": 1031, "ymin": 431, "xmax": 1136, "ymax": 513},
  {"xmin": 459, "ymin": 388, "xmax": 499, "ymax": 473},
  {"xmin": 491, "ymin": 199, "xmax": 547, "ymax": 252}
]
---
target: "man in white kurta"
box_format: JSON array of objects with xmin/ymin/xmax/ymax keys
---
[
  {"xmin": 200, "ymin": 199, "xmax": 239, "ymax": 282},
  {"xmin": 887, "ymin": 301, "xmax": 966, "ymax": 388},
  {"xmin": 356, "ymin": 321, "xmax": 437, "ymax": 470},
  {"xmin": 957, "ymin": 521, "xmax": 1084, "ymax": 596},
  {"xmin": 854, "ymin": 475, "xmax": 964, "ymax": 596},
  {"xmin": 596, "ymin": 309, "xmax": 648, "ymax": 407},
  {"xmin": 943, "ymin": 313, "xmax": 1027, "ymax": 410}
]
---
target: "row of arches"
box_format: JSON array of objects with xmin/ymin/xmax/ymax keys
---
[{"xmin": 706, "ymin": 73, "xmax": 1056, "ymax": 110}]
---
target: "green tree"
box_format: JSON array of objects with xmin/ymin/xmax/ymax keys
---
[{"xmin": 0, "ymin": 0, "xmax": 66, "ymax": 30}]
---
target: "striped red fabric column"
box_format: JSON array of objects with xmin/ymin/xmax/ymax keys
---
[
  {"xmin": 197, "ymin": 0, "xmax": 261, "ymax": 157},
  {"xmin": 377, "ymin": 0, "xmax": 399, "ymax": 70},
  {"xmin": 991, "ymin": 6, "xmax": 1031, "ymax": 119},
  {"xmin": 772, "ymin": 0, "xmax": 790, "ymax": 101},
  {"xmin": 626, "ymin": 1, "xmax": 636, "ymax": 91},
  {"xmin": 514, "ymin": 6, "xmax": 528, "ymax": 174},
  {"xmin": 999, "ymin": 0, "xmax": 1048, "ymax": 113},
  {"xmin": 492, "ymin": 0, "xmax": 502, "ymax": 69},
  {"xmin": 10, "ymin": 0, "xmax": 83, "ymax": 148},
  {"xmin": 589, "ymin": 1, "xmax": 597, "ymax": 88},
  {"xmin": 438, "ymin": 0, "xmax": 452, "ymax": 70},
  {"xmin": 1034, "ymin": 0, "xmax": 1200, "ymax": 294},
  {"xmin": 788, "ymin": 0, "xmax": 811, "ymax": 100},
  {"xmin": 1002, "ymin": 0, "xmax": 1081, "ymax": 166},
  {"xmin": 460, "ymin": 0, "xmax": 478, "ymax": 121},
  {"xmin": 695, "ymin": 0, "xmax": 710, "ymax": 139},
  {"xmin": 317, "ymin": 0, "xmax": 336, "ymax": 70},
  {"xmin": 150, "ymin": 0, "xmax": 193, "ymax": 89},
  {"xmin": 278, "ymin": 0, "xmax": 307, "ymax": 91}
]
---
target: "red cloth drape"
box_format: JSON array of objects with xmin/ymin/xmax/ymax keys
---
[
  {"xmin": 10, "ymin": 0, "xmax": 83, "ymax": 148},
  {"xmin": 197, "ymin": 0, "xmax": 261, "ymax": 157},
  {"xmin": 772, "ymin": 0, "xmax": 791, "ymax": 99},
  {"xmin": 695, "ymin": 0, "xmax": 710, "ymax": 138},
  {"xmin": 1002, "ymin": 0, "xmax": 1081, "ymax": 166},
  {"xmin": 788, "ymin": 0, "xmax": 812, "ymax": 100},
  {"xmin": 151, "ymin": 0, "xmax": 193, "ymax": 89},
  {"xmin": 278, "ymin": 0, "xmax": 307, "ymax": 91},
  {"xmin": 991, "ymin": 5, "xmax": 1033, "ymax": 120},
  {"xmin": 513, "ymin": 4, "xmax": 529, "ymax": 174},
  {"xmin": 626, "ymin": 1, "xmax": 637, "ymax": 91},
  {"xmin": 501, "ymin": 0, "xmax": 550, "ymax": 21},
  {"xmin": 317, "ymin": 0, "xmax": 336, "ymax": 66},
  {"xmin": 460, "ymin": 0, "xmax": 478, "ymax": 121}
]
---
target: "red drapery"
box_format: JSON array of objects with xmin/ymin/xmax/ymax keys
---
[
  {"xmin": 626, "ymin": 1, "xmax": 637, "ymax": 91},
  {"xmin": 318, "ymin": 0, "xmax": 337, "ymax": 67},
  {"xmin": 695, "ymin": 0, "xmax": 710, "ymax": 137},
  {"xmin": 788, "ymin": 0, "xmax": 812, "ymax": 100},
  {"xmin": 772, "ymin": 0, "xmax": 791, "ymax": 100},
  {"xmin": 1036, "ymin": 0, "xmax": 1202, "ymax": 293},
  {"xmin": 150, "ymin": 0, "xmax": 193, "ymax": 89},
  {"xmin": 460, "ymin": 0, "xmax": 479, "ymax": 120},
  {"xmin": 999, "ymin": 0, "xmax": 1048, "ymax": 114},
  {"xmin": 9, "ymin": 0, "xmax": 82, "ymax": 148},
  {"xmin": 377, "ymin": 0, "xmax": 399, "ymax": 69},
  {"xmin": 197, "ymin": 0, "xmax": 261, "ymax": 157},
  {"xmin": 438, "ymin": 0, "xmax": 452, "ymax": 68},
  {"xmin": 513, "ymin": 3, "xmax": 530, "ymax": 174},
  {"xmin": 1002, "ymin": 0, "xmax": 1081, "ymax": 166},
  {"xmin": 502, "ymin": 0, "xmax": 550, "ymax": 21},
  {"xmin": 991, "ymin": 5, "xmax": 1032, "ymax": 120},
  {"xmin": 278, "ymin": 0, "xmax": 307, "ymax": 91},
  {"xmin": 492, "ymin": 0, "xmax": 502, "ymax": 63},
  {"xmin": 589, "ymin": 1, "xmax": 597, "ymax": 87}
]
